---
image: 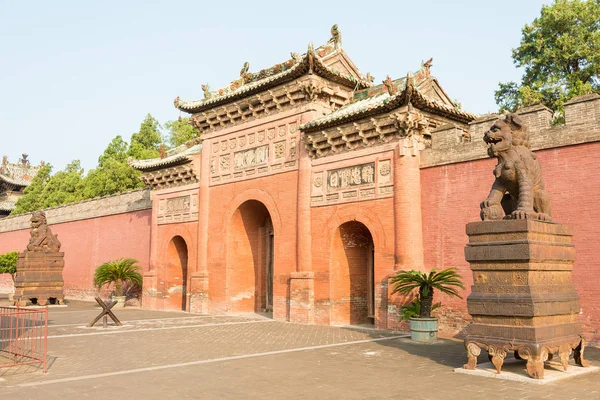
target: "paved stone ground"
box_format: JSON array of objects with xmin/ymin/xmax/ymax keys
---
[{"xmin": 0, "ymin": 300, "xmax": 598, "ymax": 399}]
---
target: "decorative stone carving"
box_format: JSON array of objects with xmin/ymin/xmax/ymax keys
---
[
  {"xmin": 25, "ymin": 212, "xmax": 61, "ymax": 253},
  {"xmin": 289, "ymin": 139, "xmax": 297, "ymax": 159},
  {"xmin": 212, "ymin": 142, "xmax": 219, "ymax": 153},
  {"xmin": 258, "ymin": 131, "xmax": 265, "ymax": 142},
  {"xmin": 278, "ymin": 125, "xmax": 286, "ymax": 137},
  {"xmin": 313, "ymin": 175, "xmax": 322, "ymax": 188},
  {"xmin": 328, "ymin": 163, "xmax": 375, "ymax": 190},
  {"xmin": 238, "ymin": 136, "xmax": 246, "ymax": 147},
  {"xmin": 229, "ymin": 138, "xmax": 236, "ymax": 149},
  {"xmin": 267, "ymin": 128, "xmax": 275, "ymax": 140},
  {"xmin": 289, "ymin": 122, "xmax": 297, "ymax": 134},
  {"xmin": 220, "ymin": 155, "xmax": 230, "ymax": 172},
  {"xmin": 480, "ymin": 113, "xmax": 552, "ymax": 221},
  {"xmin": 248, "ymin": 133, "xmax": 256, "ymax": 144},
  {"xmin": 210, "ymin": 157, "xmax": 217, "ymax": 175},
  {"xmin": 300, "ymin": 82, "xmax": 322, "ymax": 102},
  {"xmin": 379, "ymin": 161, "xmax": 391, "ymax": 176},
  {"xmin": 274, "ymin": 142, "xmax": 285, "ymax": 160},
  {"xmin": 166, "ymin": 196, "xmax": 190, "ymax": 213},
  {"xmin": 463, "ymin": 219, "xmax": 589, "ymax": 379},
  {"xmin": 234, "ymin": 145, "xmax": 269, "ymax": 169},
  {"xmin": 221, "ymin": 141, "xmax": 228, "ymax": 151},
  {"xmin": 14, "ymin": 211, "xmax": 64, "ymax": 306}
]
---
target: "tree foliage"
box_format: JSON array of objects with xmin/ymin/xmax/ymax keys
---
[
  {"xmin": 390, "ymin": 268, "xmax": 464, "ymax": 318},
  {"xmin": 165, "ymin": 117, "xmax": 199, "ymax": 147},
  {"xmin": 94, "ymin": 258, "xmax": 143, "ymax": 297},
  {"xmin": 127, "ymin": 114, "xmax": 162, "ymax": 160},
  {"xmin": 0, "ymin": 251, "xmax": 18, "ymax": 277},
  {"xmin": 12, "ymin": 164, "xmax": 52, "ymax": 214},
  {"xmin": 10, "ymin": 114, "xmax": 168, "ymax": 215},
  {"xmin": 495, "ymin": 0, "xmax": 600, "ymax": 114}
]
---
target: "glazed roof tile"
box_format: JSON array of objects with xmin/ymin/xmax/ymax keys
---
[
  {"xmin": 300, "ymin": 76, "xmax": 477, "ymax": 131},
  {"xmin": 175, "ymin": 44, "xmax": 372, "ymax": 114},
  {"xmin": 130, "ymin": 143, "xmax": 202, "ymax": 171},
  {"xmin": 0, "ymin": 163, "xmax": 40, "ymax": 187},
  {"xmin": 0, "ymin": 198, "xmax": 16, "ymax": 212}
]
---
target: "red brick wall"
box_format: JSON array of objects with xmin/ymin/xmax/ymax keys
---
[
  {"xmin": 0, "ymin": 210, "xmax": 152, "ymax": 299},
  {"xmin": 311, "ymin": 198, "xmax": 395, "ymax": 328},
  {"xmin": 421, "ymin": 142, "xmax": 600, "ymax": 343},
  {"xmin": 206, "ymin": 171, "xmax": 298, "ymax": 320}
]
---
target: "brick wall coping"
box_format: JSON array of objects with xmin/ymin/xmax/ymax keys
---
[{"xmin": 0, "ymin": 188, "xmax": 151, "ymax": 233}]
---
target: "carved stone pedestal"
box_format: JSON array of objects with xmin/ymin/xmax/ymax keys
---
[
  {"xmin": 463, "ymin": 219, "xmax": 589, "ymax": 379},
  {"xmin": 14, "ymin": 252, "xmax": 65, "ymax": 306}
]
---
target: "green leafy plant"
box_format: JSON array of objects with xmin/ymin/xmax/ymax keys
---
[
  {"xmin": 93, "ymin": 258, "xmax": 143, "ymax": 297},
  {"xmin": 391, "ymin": 268, "xmax": 465, "ymax": 318},
  {"xmin": 0, "ymin": 251, "xmax": 18, "ymax": 279},
  {"xmin": 400, "ymin": 298, "xmax": 441, "ymax": 321}
]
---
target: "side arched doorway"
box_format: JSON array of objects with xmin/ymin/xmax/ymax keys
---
[
  {"xmin": 227, "ymin": 200, "xmax": 274, "ymax": 315},
  {"xmin": 330, "ymin": 221, "xmax": 375, "ymax": 326},
  {"xmin": 163, "ymin": 235, "xmax": 188, "ymax": 311}
]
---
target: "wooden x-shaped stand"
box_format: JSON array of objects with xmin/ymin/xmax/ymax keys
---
[{"xmin": 87, "ymin": 296, "xmax": 123, "ymax": 327}]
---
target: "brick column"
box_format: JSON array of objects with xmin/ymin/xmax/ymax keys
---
[
  {"xmin": 393, "ymin": 137, "xmax": 425, "ymax": 271},
  {"xmin": 290, "ymin": 112, "xmax": 314, "ymax": 323},
  {"xmin": 190, "ymin": 141, "xmax": 211, "ymax": 313},
  {"xmin": 289, "ymin": 271, "xmax": 315, "ymax": 324}
]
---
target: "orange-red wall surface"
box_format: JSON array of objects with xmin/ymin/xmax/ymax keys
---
[
  {"xmin": 421, "ymin": 142, "xmax": 600, "ymax": 343},
  {"xmin": 0, "ymin": 210, "xmax": 152, "ymax": 298}
]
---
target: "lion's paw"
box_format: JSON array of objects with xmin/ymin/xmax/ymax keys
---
[{"xmin": 510, "ymin": 209, "xmax": 535, "ymax": 220}]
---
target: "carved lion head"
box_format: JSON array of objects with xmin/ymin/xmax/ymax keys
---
[{"xmin": 483, "ymin": 113, "xmax": 529, "ymax": 156}]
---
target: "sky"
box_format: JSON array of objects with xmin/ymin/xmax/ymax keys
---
[{"xmin": 0, "ymin": 0, "xmax": 551, "ymax": 172}]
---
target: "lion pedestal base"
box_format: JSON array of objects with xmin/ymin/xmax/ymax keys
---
[
  {"xmin": 463, "ymin": 220, "xmax": 589, "ymax": 379},
  {"xmin": 14, "ymin": 252, "xmax": 65, "ymax": 306}
]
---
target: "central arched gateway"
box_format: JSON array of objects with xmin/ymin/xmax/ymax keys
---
[
  {"xmin": 330, "ymin": 221, "xmax": 375, "ymax": 326},
  {"xmin": 227, "ymin": 200, "xmax": 274, "ymax": 314},
  {"xmin": 164, "ymin": 235, "xmax": 188, "ymax": 311}
]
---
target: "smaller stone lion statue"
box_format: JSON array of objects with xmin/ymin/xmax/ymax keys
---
[
  {"xmin": 480, "ymin": 113, "xmax": 552, "ymax": 221},
  {"xmin": 25, "ymin": 211, "xmax": 61, "ymax": 253}
]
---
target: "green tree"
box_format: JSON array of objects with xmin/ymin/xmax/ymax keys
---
[
  {"xmin": 0, "ymin": 251, "xmax": 18, "ymax": 278},
  {"xmin": 495, "ymin": 0, "xmax": 600, "ymax": 114},
  {"xmin": 98, "ymin": 135, "xmax": 128, "ymax": 167},
  {"xmin": 165, "ymin": 117, "xmax": 199, "ymax": 147},
  {"xmin": 83, "ymin": 158, "xmax": 144, "ymax": 198},
  {"xmin": 39, "ymin": 160, "xmax": 85, "ymax": 208},
  {"xmin": 127, "ymin": 114, "xmax": 163, "ymax": 160},
  {"xmin": 11, "ymin": 164, "xmax": 52, "ymax": 215}
]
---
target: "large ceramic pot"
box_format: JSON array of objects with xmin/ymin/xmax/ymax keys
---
[
  {"xmin": 409, "ymin": 317, "xmax": 438, "ymax": 343},
  {"xmin": 112, "ymin": 295, "xmax": 126, "ymax": 308}
]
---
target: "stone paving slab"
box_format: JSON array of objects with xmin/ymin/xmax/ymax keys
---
[{"xmin": 0, "ymin": 302, "xmax": 598, "ymax": 399}]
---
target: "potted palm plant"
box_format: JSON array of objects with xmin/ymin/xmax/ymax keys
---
[
  {"xmin": 391, "ymin": 268, "xmax": 464, "ymax": 343},
  {"xmin": 93, "ymin": 258, "xmax": 143, "ymax": 308}
]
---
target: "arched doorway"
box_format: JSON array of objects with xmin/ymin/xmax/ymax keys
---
[
  {"xmin": 227, "ymin": 200, "xmax": 274, "ymax": 315},
  {"xmin": 164, "ymin": 235, "xmax": 188, "ymax": 311},
  {"xmin": 330, "ymin": 221, "xmax": 375, "ymax": 326}
]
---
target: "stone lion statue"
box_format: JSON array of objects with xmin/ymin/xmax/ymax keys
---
[
  {"xmin": 26, "ymin": 211, "xmax": 61, "ymax": 253},
  {"xmin": 480, "ymin": 113, "xmax": 552, "ymax": 221}
]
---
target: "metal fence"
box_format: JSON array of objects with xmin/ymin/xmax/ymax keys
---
[{"xmin": 0, "ymin": 306, "xmax": 48, "ymax": 373}]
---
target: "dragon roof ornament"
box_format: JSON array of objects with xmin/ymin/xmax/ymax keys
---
[{"xmin": 174, "ymin": 25, "xmax": 373, "ymax": 114}]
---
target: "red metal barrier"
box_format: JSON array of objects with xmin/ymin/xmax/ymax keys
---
[{"xmin": 0, "ymin": 306, "xmax": 48, "ymax": 373}]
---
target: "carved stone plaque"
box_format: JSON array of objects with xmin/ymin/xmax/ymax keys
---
[
  {"xmin": 328, "ymin": 163, "xmax": 375, "ymax": 190},
  {"xmin": 234, "ymin": 145, "xmax": 269, "ymax": 170}
]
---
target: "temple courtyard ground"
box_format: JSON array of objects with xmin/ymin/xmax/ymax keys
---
[{"xmin": 0, "ymin": 300, "xmax": 598, "ymax": 399}]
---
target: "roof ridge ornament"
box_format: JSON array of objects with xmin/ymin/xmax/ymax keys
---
[
  {"xmin": 307, "ymin": 42, "xmax": 315, "ymax": 74},
  {"xmin": 202, "ymin": 84, "xmax": 212, "ymax": 99},
  {"xmin": 329, "ymin": 24, "xmax": 342, "ymax": 49},
  {"xmin": 383, "ymin": 76, "xmax": 397, "ymax": 95}
]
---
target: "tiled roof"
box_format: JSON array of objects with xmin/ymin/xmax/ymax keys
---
[
  {"xmin": 0, "ymin": 163, "xmax": 40, "ymax": 187},
  {"xmin": 300, "ymin": 75, "xmax": 477, "ymax": 131},
  {"xmin": 130, "ymin": 143, "xmax": 202, "ymax": 171},
  {"xmin": 175, "ymin": 44, "xmax": 372, "ymax": 114},
  {"xmin": 0, "ymin": 198, "xmax": 16, "ymax": 212}
]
